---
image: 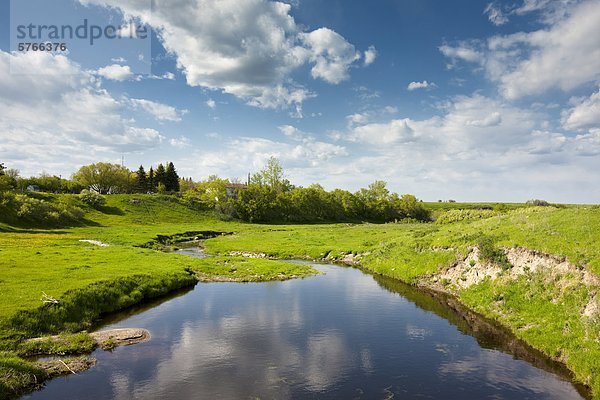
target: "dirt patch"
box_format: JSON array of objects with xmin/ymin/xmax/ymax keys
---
[
  {"xmin": 228, "ymin": 251, "xmax": 271, "ymax": 259},
  {"xmin": 78, "ymin": 239, "xmax": 109, "ymax": 247},
  {"xmin": 583, "ymin": 296, "xmax": 599, "ymax": 319},
  {"xmin": 38, "ymin": 357, "xmax": 96, "ymax": 377},
  {"xmin": 90, "ymin": 328, "xmax": 151, "ymax": 349},
  {"xmin": 428, "ymin": 246, "xmax": 600, "ymax": 293}
]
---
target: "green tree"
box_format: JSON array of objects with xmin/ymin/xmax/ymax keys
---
[
  {"xmin": 0, "ymin": 162, "xmax": 5, "ymax": 175},
  {"xmin": 155, "ymin": 164, "xmax": 166, "ymax": 189},
  {"xmin": 0, "ymin": 175, "xmax": 16, "ymax": 191},
  {"xmin": 135, "ymin": 165, "xmax": 148, "ymax": 193},
  {"xmin": 148, "ymin": 167, "xmax": 155, "ymax": 192},
  {"xmin": 72, "ymin": 162, "xmax": 132, "ymax": 194},
  {"xmin": 165, "ymin": 162, "xmax": 180, "ymax": 192},
  {"xmin": 396, "ymin": 194, "xmax": 430, "ymax": 221},
  {"xmin": 250, "ymin": 157, "xmax": 291, "ymax": 193}
]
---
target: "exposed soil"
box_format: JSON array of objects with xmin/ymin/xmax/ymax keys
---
[
  {"xmin": 424, "ymin": 246, "xmax": 600, "ymax": 320},
  {"xmin": 90, "ymin": 328, "xmax": 151, "ymax": 349}
]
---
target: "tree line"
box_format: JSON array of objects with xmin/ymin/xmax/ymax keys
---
[{"xmin": 1, "ymin": 158, "xmax": 431, "ymax": 223}]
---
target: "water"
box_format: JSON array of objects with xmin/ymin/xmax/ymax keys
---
[{"xmin": 24, "ymin": 264, "xmax": 588, "ymax": 399}]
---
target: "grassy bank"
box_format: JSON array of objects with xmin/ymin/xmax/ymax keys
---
[{"xmin": 0, "ymin": 193, "xmax": 598, "ymax": 398}]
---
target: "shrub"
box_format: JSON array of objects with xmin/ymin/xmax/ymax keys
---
[
  {"xmin": 478, "ymin": 236, "xmax": 512, "ymax": 270},
  {"xmin": 436, "ymin": 209, "xmax": 499, "ymax": 224},
  {"xmin": 526, "ymin": 199, "xmax": 551, "ymax": 206},
  {"xmin": 79, "ymin": 189, "xmax": 106, "ymax": 209},
  {"xmin": 0, "ymin": 194, "xmax": 85, "ymax": 227}
]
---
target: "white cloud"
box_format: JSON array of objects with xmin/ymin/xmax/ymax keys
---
[
  {"xmin": 326, "ymin": 93, "xmax": 600, "ymax": 201},
  {"xmin": 407, "ymin": 80, "xmax": 436, "ymax": 91},
  {"xmin": 439, "ymin": 43, "xmax": 483, "ymax": 64},
  {"xmin": 346, "ymin": 113, "xmax": 370, "ymax": 126},
  {"xmin": 441, "ymin": 1, "xmax": 600, "ymax": 100},
  {"xmin": 96, "ymin": 64, "xmax": 135, "ymax": 81},
  {"xmin": 301, "ymin": 28, "xmax": 361, "ymax": 84},
  {"xmin": 484, "ymin": 2, "xmax": 509, "ymax": 26},
  {"xmin": 363, "ymin": 46, "xmax": 377, "ymax": 66},
  {"xmin": 514, "ymin": 0, "xmax": 584, "ymax": 24},
  {"xmin": 561, "ymin": 89, "xmax": 600, "ymax": 131},
  {"xmin": 206, "ymin": 99, "xmax": 216, "ymax": 109},
  {"xmin": 81, "ymin": 0, "xmax": 372, "ymax": 110},
  {"xmin": 0, "ymin": 51, "xmax": 164, "ymax": 177},
  {"xmin": 169, "ymin": 136, "xmax": 192, "ymax": 148},
  {"xmin": 128, "ymin": 98, "xmax": 187, "ymax": 122},
  {"xmin": 349, "ymin": 118, "xmax": 416, "ymax": 145}
]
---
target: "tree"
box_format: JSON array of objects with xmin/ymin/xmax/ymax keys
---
[
  {"xmin": 0, "ymin": 162, "xmax": 5, "ymax": 175},
  {"xmin": 4, "ymin": 168, "xmax": 19, "ymax": 179},
  {"xmin": 72, "ymin": 162, "xmax": 132, "ymax": 194},
  {"xmin": 135, "ymin": 165, "xmax": 148, "ymax": 193},
  {"xmin": 155, "ymin": 163, "xmax": 166, "ymax": 189},
  {"xmin": 250, "ymin": 157, "xmax": 291, "ymax": 193},
  {"xmin": 148, "ymin": 167, "xmax": 155, "ymax": 192},
  {"xmin": 165, "ymin": 162, "xmax": 180, "ymax": 192}
]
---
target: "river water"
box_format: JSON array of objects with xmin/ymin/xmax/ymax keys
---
[{"xmin": 24, "ymin": 263, "xmax": 588, "ymax": 399}]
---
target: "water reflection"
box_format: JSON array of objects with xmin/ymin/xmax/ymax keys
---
[{"xmin": 24, "ymin": 265, "xmax": 589, "ymax": 400}]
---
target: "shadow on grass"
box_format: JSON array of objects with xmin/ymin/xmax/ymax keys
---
[{"xmin": 96, "ymin": 205, "xmax": 125, "ymax": 216}]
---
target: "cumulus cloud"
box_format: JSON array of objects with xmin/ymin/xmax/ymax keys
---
[
  {"xmin": 0, "ymin": 51, "xmax": 164, "ymax": 176},
  {"xmin": 96, "ymin": 64, "xmax": 135, "ymax": 81},
  {"xmin": 128, "ymin": 98, "xmax": 188, "ymax": 122},
  {"xmin": 301, "ymin": 28, "xmax": 361, "ymax": 84},
  {"xmin": 561, "ymin": 89, "xmax": 600, "ymax": 131},
  {"xmin": 407, "ymin": 80, "xmax": 436, "ymax": 91},
  {"xmin": 441, "ymin": 1, "xmax": 600, "ymax": 99},
  {"xmin": 363, "ymin": 46, "xmax": 377, "ymax": 66},
  {"xmin": 318, "ymin": 93, "xmax": 600, "ymax": 201},
  {"xmin": 80, "ymin": 0, "xmax": 373, "ymax": 110}
]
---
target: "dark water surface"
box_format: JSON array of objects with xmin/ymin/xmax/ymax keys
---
[{"xmin": 24, "ymin": 264, "xmax": 588, "ymax": 399}]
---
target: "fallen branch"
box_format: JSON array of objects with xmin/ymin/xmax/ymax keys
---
[
  {"xmin": 58, "ymin": 359, "xmax": 77, "ymax": 375},
  {"xmin": 41, "ymin": 292, "xmax": 59, "ymax": 305}
]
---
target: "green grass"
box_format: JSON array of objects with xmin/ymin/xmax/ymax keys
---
[
  {"xmin": 0, "ymin": 194, "xmax": 599, "ymax": 398},
  {"xmin": 0, "ymin": 352, "xmax": 47, "ymax": 399},
  {"xmin": 16, "ymin": 332, "xmax": 96, "ymax": 357}
]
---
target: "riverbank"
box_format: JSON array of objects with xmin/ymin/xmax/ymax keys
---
[{"xmin": 0, "ymin": 194, "xmax": 598, "ymax": 398}]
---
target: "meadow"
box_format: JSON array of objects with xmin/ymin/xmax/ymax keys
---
[{"xmin": 0, "ymin": 194, "xmax": 599, "ymax": 398}]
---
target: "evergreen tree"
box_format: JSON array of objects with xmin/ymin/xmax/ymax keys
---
[
  {"xmin": 165, "ymin": 162, "xmax": 180, "ymax": 192},
  {"xmin": 135, "ymin": 165, "xmax": 147, "ymax": 193},
  {"xmin": 155, "ymin": 163, "xmax": 166, "ymax": 189},
  {"xmin": 148, "ymin": 167, "xmax": 155, "ymax": 192}
]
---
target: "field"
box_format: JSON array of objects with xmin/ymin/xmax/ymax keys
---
[{"xmin": 0, "ymin": 194, "xmax": 599, "ymax": 398}]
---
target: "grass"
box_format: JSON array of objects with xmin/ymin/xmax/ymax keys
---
[
  {"xmin": 16, "ymin": 332, "xmax": 96, "ymax": 357},
  {"xmin": 0, "ymin": 193, "xmax": 599, "ymax": 397}
]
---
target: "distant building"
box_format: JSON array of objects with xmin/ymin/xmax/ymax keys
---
[{"xmin": 225, "ymin": 183, "xmax": 248, "ymax": 198}]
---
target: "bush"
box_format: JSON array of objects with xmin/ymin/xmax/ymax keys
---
[
  {"xmin": 0, "ymin": 176, "xmax": 16, "ymax": 192},
  {"xmin": 478, "ymin": 236, "xmax": 512, "ymax": 270},
  {"xmin": 79, "ymin": 189, "xmax": 106, "ymax": 209},
  {"xmin": 436, "ymin": 209, "xmax": 499, "ymax": 224},
  {"xmin": 526, "ymin": 199, "xmax": 551, "ymax": 206},
  {"xmin": 0, "ymin": 193, "xmax": 85, "ymax": 227}
]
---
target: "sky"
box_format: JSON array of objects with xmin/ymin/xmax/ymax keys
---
[{"xmin": 0, "ymin": 0, "xmax": 599, "ymax": 203}]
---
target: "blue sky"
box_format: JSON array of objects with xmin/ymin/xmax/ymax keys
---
[{"xmin": 1, "ymin": 0, "xmax": 599, "ymax": 202}]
